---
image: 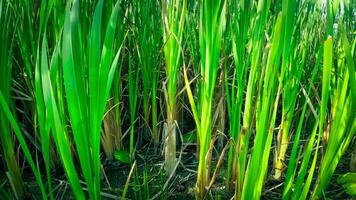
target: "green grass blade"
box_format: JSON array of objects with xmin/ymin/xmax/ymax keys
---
[
  {"xmin": 0, "ymin": 91, "xmax": 47, "ymax": 199},
  {"xmin": 40, "ymin": 35, "xmax": 85, "ymax": 199}
]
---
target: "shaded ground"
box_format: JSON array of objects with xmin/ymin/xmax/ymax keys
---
[{"xmin": 0, "ymin": 139, "xmax": 354, "ymax": 199}]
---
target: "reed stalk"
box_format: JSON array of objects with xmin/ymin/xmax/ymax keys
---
[{"xmin": 162, "ymin": 0, "xmax": 187, "ymax": 175}]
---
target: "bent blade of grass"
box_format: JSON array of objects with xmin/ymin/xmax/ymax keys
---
[
  {"xmin": 242, "ymin": 14, "xmax": 283, "ymax": 200},
  {"xmin": 0, "ymin": 3, "xmax": 25, "ymax": 198},
  {"xmin": 282, "ymin": 63, "xmax": 320, "ymax": 200},
  {"xmin": 311, "ymin": 28, "xmax": 356, "ymax": 199},
  {"xmin": 62, "ymin": 1, "xmax": 95, "ymax": 198},
  {"xmin": 0, "ymin": 91, "xmax": 47, "ymax": 199},
  {"xmin": 193, "ymin": 0, "xmax": 226, "ymax": 198}
]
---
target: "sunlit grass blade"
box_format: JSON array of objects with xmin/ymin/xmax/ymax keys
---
[
  {"xmin": 311, "ymin": 27, "xmax": 356, "ymax": 199},
  {"xmin": 184, "ymin": 0, "xmax": 226, "ymax": 198},
  {"xmin": 39, "ymin": 34, "xmax": 85, "ymax": 199},
  {"xmin": 242, "ymin": 13, "xmax": 283, "ymax": 200},
  {"xmin": 162, "ymin": 0, "xmax": 187, "ymax": 175},
  {"xmin": 61, "ymin": 0, "xmax": 124, "ymax": 198},
  {"xmin": 273, "ymin": 0, "xmax": 298, "ymax": 180}
]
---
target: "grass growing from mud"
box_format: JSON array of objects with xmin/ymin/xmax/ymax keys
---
[{"xmin": 0, "ymin": 0, "xmax": 354, "ymax": 199}]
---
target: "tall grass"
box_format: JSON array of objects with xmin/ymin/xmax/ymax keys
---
[
  {"xmin": 38, "ymin": 34, "xmax": 85, "ymax": 199},
  {"xmin": 135, "ymin": 0, "xmax": 162, "ymax": 146},
  {"xmin": 225, "ymin": 0, "xmax": 252, "ymax": 188},
  {"xmin": 312, "ymin": 25, "xmax": 356, "ymax": 200},
  {"xmin": 128, "ymin": 31, "xmax": 140, "ymax": 159},
  {"xmin": 233, "ymin": 1, "xmax": 271, "ymax": 196},
  {"xmin": 62, "ymin": 0, "xmax": 124, "ymax": 198},
  {"xmin": 0, "ymin": 0, "xmax": 355, "ymax": 199},
  {"xmin": 0, "ymin": 92, "xmax": 47, "ymax": 199},
  {"xmin": 0, "ymin": 3, "xmax": 25, "ymax": 198},
  {"xmin": 273, "ymin": 0, "xmax": 298, "ymax": 180},
  {"xmin": 35, "ymin": 0, "xmax": 125, "ymax": 198},
  {"xmin": 162, "ymin": 0, "xmax": 187, "ymax": 175},
  {"xmin": 184, "ymin": 0, "xmax": 226, "ymax": 198}
]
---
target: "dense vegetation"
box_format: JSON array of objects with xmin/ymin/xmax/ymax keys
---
[{"xmin": 0, "ymin": 0, "xmax": 355, "ymax": 199}]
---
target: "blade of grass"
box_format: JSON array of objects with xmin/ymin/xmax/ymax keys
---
[
  {"xmin": 0, "ymin": 2, "xmax": 25, "ymax": 198},
  {"xmin": 0, "ymin": 91, "xmax": 47, "ymax": 199}
]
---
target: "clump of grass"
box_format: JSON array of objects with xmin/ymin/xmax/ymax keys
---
[
  {"xmin": 61, "ymin": 0, "xmax": 124, "ymax": 198},
  {"xmin": 162, "ymin": 0, "xmax": 187, "ymax": 175},
  {"xmin": 0, "ymin": 0, "xmax": 355, "ymax": 199},
  {"xmin": 35, "ymin": 0, "xmax": 125, "ymax": 198},
  {"xmin": 224, "ymin": 0, "xmax": 252, "ymax": 189},
  {"xmin": 312, "ymin": 27, "xmax": 355, "ymax": 199},
  {"xmin": 0, "ymin": 3, "xmax": 25, "ymax": 198},
  {"xmin": 184, "ymin": 0, "xmax": 226, "ymax": 198},
  {"xmin": 128, "ymin": 32, "xmax": 140, "ymax": 159},
  {"xmin": 135, "ymin": 0, "xmax": 162, "ymax": 147}
]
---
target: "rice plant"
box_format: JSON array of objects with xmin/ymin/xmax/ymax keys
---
[
  {"xmin": 273, "ymin": 0, "xmax": 299, "ymax": 180},
  {"xmin": 61, "ymin": 0, "xmax": 124, "ymax": 198},
  {"xmin": 0, "ymin": 3, "xmax": 25, "ymax": 198},
  {"xmin": 162, "ymin": 0, "xmax": 187, "ymax": 175},
  {"xmin": 0, "ymin": 0, "xmax": 355, "ymax": 199},
  {"xmin": 135, "ymin": 0, "xmax": 162, "ymax": 146},
  {"xmin": 312, "ymin": 24, "xmax": 356, "ymax": 200},
  {"xmin": 184, "ymin": 0, "xmax": 226, "ymax": 198},
  {"xmin": 224, "ymin": 0, "xmax": 253, "ymax": 189},
  {"xmin": 36, "ymin": 0, "xmax": 125, "ymax": 198}
]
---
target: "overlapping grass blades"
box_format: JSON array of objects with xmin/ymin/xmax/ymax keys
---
[
  {"xmin": 196, "ymin": 0, "xmax": 226, "ymax": 198},
  {"xmin": 162, "ymin": 0, "xmax": 187, "ymax": 175},
  {"xmin": 0, "ymin": 0, "xmax": 355, "ymax": 199},
  {"xmin": 61, "ymin": 0, "xmax": 124, "ymax": 198},
  {"xmin": 241, "ymin": 13, "xmax": 283, "ymax": 200},
  {"xmin": 0, "ymin": 2, "xmax": 25, "ymax": 198},
  {"xmin": 0, "ymin": 92, "xmax": 47, "ymax": 199},
  {"xmin": 228, "ymin": 0, "xmax": 271, "ymax": 196},
  {"xmin": 273, "ymin": 0, "xmax": 299, "ymax": 180},
  {"xmin": 225, "ymin": 0, "xmax": 252, "ymax": 190},
  {"xmin": 38, "ymin": 35, "xmax": 84, "ymax": 199},
  {"xmin": 311, "ymin": 27, "xmax": 356, "ymax": 199},
  {"xmin": 33, "ymin": 0, "xmax": 124, "ymax": 198},
  {"xmin": 184, "ymin": 0, "xmax": 226, "ymax": 198},
  {"xmin": 135, "ymin": 0, "xmax": 162, "ymax": 146}
]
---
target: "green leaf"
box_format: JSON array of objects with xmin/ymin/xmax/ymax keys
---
[
  {"xmin": 40, "ymin": 35, "xmax": 85, "ymax": 199},
  {"xmin": 338, "ymin": 173, "xmax": 356, "ymax": 184},
  {"xmin": 338, "ymin": 173, "xmax": 356, "ymax": 195},
  {"xmin": 0, "ymin": 91, "xmax": 47, "ymax": 199},
  {"xmin": 183, "ymin": 131, "xmax": 196, "ymax": 143},
  {"xmin": 114, "ymin": 150, "xmax": 131, "ymax": 164}
]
